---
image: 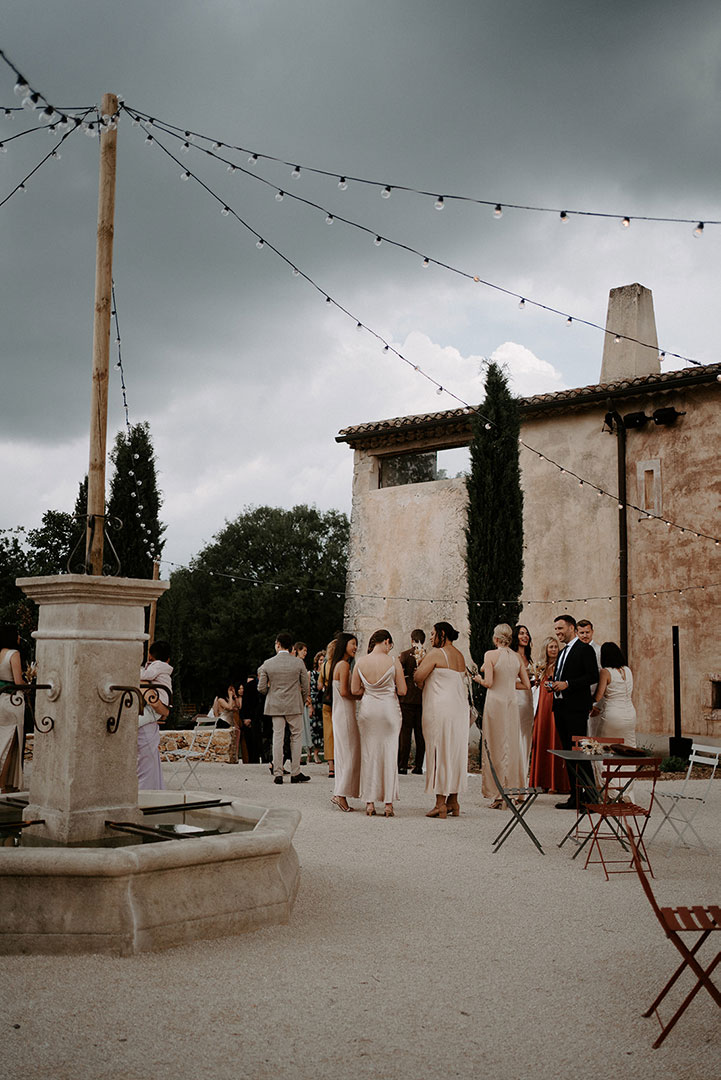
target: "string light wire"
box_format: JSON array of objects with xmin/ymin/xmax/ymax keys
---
[
  {"xmin": 0, "ymin": 110, "xmax": 92, "ymax": 210},
  {"xmin": 129, "ymin": 116, "xmax": 721, "ymax": 547},
  {"xmin": 121, "ymin": 106, "xmax": 706, "ymax": 370},
  {"xmin": 123, "ymin": 103, "xmax": 721, "ymax": 230}
]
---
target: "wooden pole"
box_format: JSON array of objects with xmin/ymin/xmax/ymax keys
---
[
  {"xmin": 146, "ymin": 560, "xmax": 160, "ymax": 657},
  {"xmin": 85, "ymin": 93, "xmax": 119, "ymax": 575}
]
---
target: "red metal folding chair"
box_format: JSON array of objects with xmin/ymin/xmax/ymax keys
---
[
  {"xmin": 583, "ymin": 756, "xmax": 660, "ymax": 880},
  {"xmin": 626, "ymin": 827, "xmax": 721, "ymax": 1048}
]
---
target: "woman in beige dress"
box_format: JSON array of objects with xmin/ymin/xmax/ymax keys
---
[
  {"xmin": 330, "ymin": 632, "xmax": 360, "ymax": 812},
  {"xmin": 414, "ymin": 621, "xmax": 469, "ymax": 819},
  {"xmin": 475, "ymin": 623, "xmax": 531, "ymax": 808},
  {"xmin": 0, "ymin": 624, "xmax": 26, "ymax": 793},
  {"xmin": 512, "ymin": 624, "xmax": 535, "ymax": 778},
  {"xmin": 351, "ymin": 629, "xmax": 405, "ymax": 817}
]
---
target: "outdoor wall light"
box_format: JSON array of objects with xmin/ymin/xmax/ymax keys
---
[
  {"xmin": 652, "ymin": 406, "xmax": 685, "ymax": 426},
  {"xmin": 622, "ymin": 411, "xmax": 650, "ymax": 429}
]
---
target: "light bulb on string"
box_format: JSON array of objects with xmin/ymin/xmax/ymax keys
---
[
  {"xmin": 291, "ymin": 165, "xmax": 301, "ymax": 178},
  {"xmin": 292, "ymin": 267, "xmax": 300, "ymax": 276},
  {"xmin": 22, "ymin": 92, "xmax": 40, "ymax": 110},
  {"xmin": 621, "ymin": 216, "xmax": 631, "ymax": 228},
  {"xmin": 436, "ymin": 386, "xmax": 443, "ymax": 395},
  {"xmin": 256, "ymin": 238, "xmax": 264, "ymax": 249},
  {"xmin": 248, "ymin": 153, "xmax": 258, "ymax": 164},
  {"xmin": 566, "ymin": 317, "xmax": 572, "ymax": 326},
  {"xmin": 14, "ymin": 78, "xmax": 29, "ymax": 98},
  {"xmin": 434, "ymin": 196, "xmax": 445, "ymax": 210},
  {"xmin": 275, "ymin": 190, "xmax": 284, "ymax": 201},
  {"xmin": 658, "ymin": 351, "xmax": 666, "ymax": 362},
  {"xmin": 84, "ymin": 123, "xmax": 97, "ymax": 137},
  {"xmin": 145, "ymin": 134, "xmax": 153, "ymax": 145},
  {"xmin": 560, "ymin": 211, "xmax": 569, "ymax": 223},
  {"xmin": 374, "ymin": 235, "xmax": 382, "ymax": 246},
  {"xmin": 422, "ymin": 257, "xmax": 430, "ymax": 268},
  {"xmin": 484, "ymin": 422, "xmax": 492, "ymax": 430},
  {"xmin": 325, "ymin": 214, "xmax": 334, "ymax": 224},
  {"xmin": 356, "ymin": 322, "xmax": 362, "ymax": 331},
  {"xmin": 518, "ymin": 298, "xmax": 526, "ymax": 310},
  {"xmin": 694, "ymin": 222, "xmax": 704, "ymax": 237},
  {"xmin": 18, "ymin": 183, "xmax": 26, "ymax": 194},
  {"xmin": 184, "ymin": 131, "xmax": 194, "ymax": 142},
  {"xmin": 3, "ymin": 108, "xmax": 13, "ymax": 118},
  {"xmin": 221, "ymin": 206, "xmax": 230, "ymax": 216},
  {"xmin": 212, "ymin": 141, "xmax": 222, "ymax": 150},
  {"xmin": 180, "ymin": 142, "xmax": 190, "ymax": 152},
  {"xmin": 0, "ymin": 143, "xmax": 7, "ymax": 154},
  {"xmin": 614, "ymin": 334, "xmax": 622, "ymax": 343},
  {"xmin": 180, "ymin": 170, "xmax": 190, "ymax": 180},
  {"xmin": 338, "ymin": 177, "xmax": 347, "ymax": 190},
  {"xmin": 494, "ymin": 204, "xmax": 503, "ymax": 218},
  {"xmin": 381, "ymin": 186, "xmax": 392, "ymax": 198},
  {"xmin": 39, "ymin": 106, "xmax": 55, "ymax": 125}
]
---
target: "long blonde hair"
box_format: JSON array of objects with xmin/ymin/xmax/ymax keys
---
[{"xmin": 541, "ymin": 635, "xmax": 559, "ymax": 670}]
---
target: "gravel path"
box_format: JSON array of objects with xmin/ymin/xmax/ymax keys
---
[{"xmin": 3, "ymin": 763, "xmax": 719, "ymax": 1080}]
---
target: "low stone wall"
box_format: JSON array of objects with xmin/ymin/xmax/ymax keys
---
[{"xmin": 160, "ymin": 729, "xmax": 232, "ymax": 763}]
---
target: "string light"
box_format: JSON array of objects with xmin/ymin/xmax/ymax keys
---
[
  {"xmin": 155, "ymin": 556, "xmax": 721, "ymax": 608},
  {"xmin": 120, "ymin": 103, "xmax": 721, "ymax": 231},
  {"xmin": 560, "ymin": 211, "xmax": 569, "ymax": 223},
  {"xmin": 694, "ymin": 222, "xmax": 704, "ymax": 237},
  {"xmin": 122, "ymin": 105, "xmax": 708, "ymax": 368},
  {"xmin": 338, "ymin": 177, "xmax": 348, "ymax": 190},
  {"xmin": 434, "ymin": 196, "xmax": 445, "ymax": 210},
  {"xmin": 126, "ymin": 112, "xmax": 721, "ymax": 544}
]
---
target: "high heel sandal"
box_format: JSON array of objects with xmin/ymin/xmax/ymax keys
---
[
  {"xmin": 331, "ymin": 796, "xmax": 353, "ymax": 813},
  {"xmin": 365, "ymin": 804, "xmax": 376, "ymax": 816},
  {"xmin": 384, "ymin": 805, "xmax": 394, "ymax": 817},
  {"xmin": 426, "ymin": 805, "xmax": 447, "ymax": 818},
  {"xmin": 488, "ymin": 799, "xmax": 504, "ymax": 810}
]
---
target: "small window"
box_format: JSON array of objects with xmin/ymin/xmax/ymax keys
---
[
  {"xmin": 636, "ymin": 458, "xmax": 662, "ymax": 516},
  {"xmin": 379, "ymin": 451, "xmax": 437, "ymax": 488},
  {"xmin": 437, "ymin": 445, "xmax": 471, "ymax": 480}
]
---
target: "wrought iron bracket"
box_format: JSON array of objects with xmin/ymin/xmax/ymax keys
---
[
  {"xmin": 106, "ymin": 685, "xmax": 145, "ymax": 733},
  {"xmin": 0, "ymin": 682, "xmax": 55, "ymax": 733}
]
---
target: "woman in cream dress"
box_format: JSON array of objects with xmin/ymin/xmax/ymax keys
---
[
  {"xmin": 0, "ymin": 624, "xmax": 26, "ymax": 792},
  {"xmin": 475, "ymin": 623, "xmax": 531, "ymax": 808},
  {"xmin": 330, "ymin": 632, "xmax": 360, "ymax": 812},
  {"xmin": 414, "ymin": 621, "xmax": 469, "ymax": 819},
  {"xmin": 351, "ymin": 629, "xmax": 405, "ymax": 817},
  {"xmin": 590, "ymin": 641, "xmax": 637, "ymax": 746},
  {"xmin": 512, "ymin": 624, "xmax": 535, "ymax": 779}
]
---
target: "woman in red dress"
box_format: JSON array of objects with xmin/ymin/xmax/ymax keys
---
[{"xmin": 529, "ymin": 636, "xmax": 570, "ymax": 794}]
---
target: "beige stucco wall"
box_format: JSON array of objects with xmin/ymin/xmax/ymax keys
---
[
  {"xmin": 344, "ymin": 450, "xmax": 470, "ymax": 657},
  {"xmin": 343, "ymin": 383, "xmax": 720, "ymax": 737}
]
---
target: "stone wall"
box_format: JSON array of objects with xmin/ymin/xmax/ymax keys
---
[{"xmin": 342, "ymin": 384, "xmax": 720, "ymax": 737}]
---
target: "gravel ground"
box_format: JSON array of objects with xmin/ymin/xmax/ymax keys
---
[{"xmin": 3, "ymin": 762, "xmax": 719, "ymax": 1080}]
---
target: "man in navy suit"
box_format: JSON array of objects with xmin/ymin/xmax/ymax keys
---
[{"xmin": 551, "ymin": 614, "xmax": 599, "ymax": 809}]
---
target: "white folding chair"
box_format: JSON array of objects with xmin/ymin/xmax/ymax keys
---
[
  {"xmin": 649, "ymin": 742, "xmax": 720, "ymax": 855},
  {"xmin": 162, "ymin": 715, "xmax": 221, "ymax": 789}
]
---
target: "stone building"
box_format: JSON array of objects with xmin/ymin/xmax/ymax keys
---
[{"xmin": 336, "ymin": 285, "xmax": 721, "ymax": 737}]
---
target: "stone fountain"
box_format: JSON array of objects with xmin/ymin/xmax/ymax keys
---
[{"xmin": 0, "ymin": 574, "xmax": 300, "ymax": 956}]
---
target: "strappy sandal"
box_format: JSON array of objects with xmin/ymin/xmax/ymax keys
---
[
  {"xmin": 331, "ymin": 796, "xmax": 353, "ymax": 812},
  {"xmin": 384, "ymin": 805, "xmax": 394, "ymax": 817},
  {"xmin": 365, "ymin": 804, "xmax": 376, "ymax": 816}
]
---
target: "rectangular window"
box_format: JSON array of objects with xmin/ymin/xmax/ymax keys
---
[
  {"xmin": 636, "ymin": 458, "xmax": 662, "ymax": 516},
  {"xmin": 379, "ymin": 451, "xmax": 437, "ymax": 488}
]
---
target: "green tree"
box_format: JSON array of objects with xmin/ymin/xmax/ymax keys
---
[
  {"xmin": 106, "ymin": 423, "xmax": 165, "ymax": 578},
  {"xmin": 156, "ymin": 504, "xmax": 349, "ymax": 710},
  {"xmin": 0, "ymin": 528, "xmax": 28, "ymax": 626},
  {"xmin": 466, "ymin": 362, "xmax": 524, "ymax": 682},
  {"xmin": 25, "ymin": 510, "xmax": 76, "ymax": 576}
]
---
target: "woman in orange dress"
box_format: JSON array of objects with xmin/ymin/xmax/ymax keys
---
[{"xmin": 529, "ymin": 635, "xmax": 570, "ymax": 794}]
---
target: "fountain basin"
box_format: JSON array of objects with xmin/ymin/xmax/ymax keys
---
[{"xmin": 0, "ymin": 791, "xmax": 300, "ymax": 955}]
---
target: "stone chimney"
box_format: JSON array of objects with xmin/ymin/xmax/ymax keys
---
[{"xmin": 600, "ymin": 283, "xmax": 660, "ymax": 384}]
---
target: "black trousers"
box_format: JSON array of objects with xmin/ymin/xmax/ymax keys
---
[
  {"xmin": 398, "ymin": 703, "xmax": 425, "ymax": 772},
  {"xmin": 553, "ymin": 705, "xmax": 593, "ymax": 804}
]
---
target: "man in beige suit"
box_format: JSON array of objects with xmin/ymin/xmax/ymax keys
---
[{"xmin": 258, "ymin": 631, "xmax": 311, "ymax": 784}]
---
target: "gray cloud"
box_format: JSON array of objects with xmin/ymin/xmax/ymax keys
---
[{"xmin": 2, "ymin": 0, "xmax": 720, "ymax": 564}]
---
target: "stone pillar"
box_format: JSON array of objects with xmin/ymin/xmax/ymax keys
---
[
  {"xmin": 600, "ymin": 283, "xmax": 660, "ymax": 383},
  {"xmin": 17, "ymin": 574, "xmax": 169, "ymax": 844}
]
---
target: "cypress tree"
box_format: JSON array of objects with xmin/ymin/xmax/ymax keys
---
[
  {"xmin": 106, "ymin": 422, "xmax": 165, "ymax": 578},
  {"xmin": 466, "ymin": 362, "xmax": 524, "ymax": 682}
]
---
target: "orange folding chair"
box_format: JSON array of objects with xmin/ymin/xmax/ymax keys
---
[
  {"xmin": 626, "ymin": 827, "xmax": 721, "ymax": 1048},
  {"xmin": 583, "ymin": 756, "xmax": 660, "ymax": 880}
]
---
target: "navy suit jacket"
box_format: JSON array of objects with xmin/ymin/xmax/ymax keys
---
[{"xmin": 552, "ymin": 638, "xmax": 598, "ymax": 718}]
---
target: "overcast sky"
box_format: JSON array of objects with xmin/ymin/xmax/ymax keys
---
[{"xmin": 2, "ymin": 1, "xmax": 720, "ymax": 568}]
